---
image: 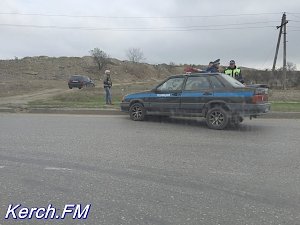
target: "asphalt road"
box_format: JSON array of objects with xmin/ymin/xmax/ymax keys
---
[{"xmin": 0, "ymin": 114, "xmax": 299, "ymax": 225}]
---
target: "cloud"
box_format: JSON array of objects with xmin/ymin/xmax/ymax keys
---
[{"xmin": 0, "ymin": 0, "xmax": 299, "ymax": 69}]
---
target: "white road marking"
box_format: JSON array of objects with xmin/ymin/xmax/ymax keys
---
[
  {"xmin": 44, "ymin": 167, "xmax": 72, "ymax": 171},
  {"xmin": 0, "ymin": 165, "xmax": 5, "ymax": 169}
]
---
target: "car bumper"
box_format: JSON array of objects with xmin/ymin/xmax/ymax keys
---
[
  {"xmin": 120, "ymin": 102, "xmax": 130, "ymax": 112},
  {"xmin": 68, "ymin": 83, "xmax": 83, "ymax": 88},
  {"xmin": 230, "ymin": 103, "xmax": 271, "ymax": 116}
]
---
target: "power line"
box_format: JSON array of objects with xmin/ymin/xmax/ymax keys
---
[
  {"xmin": 0, "ymin": 20, "xmax": 278, "ymax": 31},
  {"xmin": 0, "ymin": 20, "xmax": 278, "ymax": 29},
  {"xmin": 0, "ymin": 23, "xmax": 276, "ymax": 31},
  {"xmin": 0, "ymin": 12, "xmax": 281, "ymax": 19}
]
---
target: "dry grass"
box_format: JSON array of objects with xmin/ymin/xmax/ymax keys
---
[
  {"xmin": 0, "ymin": 79, "xmax": 66, "ymax": 97},
  {"xmin": 269, "ymin": 89, "xmax": 300, "ymax": 102},
  {"xmin": 27, "ymin": 82, "xmax": 157, "ymax": 108}
]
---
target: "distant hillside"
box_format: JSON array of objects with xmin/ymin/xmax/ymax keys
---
[
  {"xmin": 0, "ymin": 56, "xmax": 299, "ymax": 88},
  {"xmin": 0, "ymin": 56, "xmax": 185, "ymax": 82}
]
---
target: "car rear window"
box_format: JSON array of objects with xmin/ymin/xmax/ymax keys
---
[{"xmin": 70, "ymin": 76, "xmax": 83, "ymax": 81}]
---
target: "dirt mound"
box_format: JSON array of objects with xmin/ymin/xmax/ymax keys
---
[{"xmin": 0, "ymin": 56, "xmax": 184, "ymax": 83}]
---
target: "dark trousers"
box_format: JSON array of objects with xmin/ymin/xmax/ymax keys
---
[{"xmin": 104, "ymin": 87, "xmax": 112, "ymax": 104}]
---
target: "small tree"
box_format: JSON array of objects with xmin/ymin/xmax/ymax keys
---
[
  {"xmin": 89, "ymin": 48, "xmax": 110, "ymax": 71},
  {"xmin": 126, "ymin": 48, "xmax": 145, "ymax": 63},
  {"xmin": 287, "ymin": 62, "xmax": 297, "ymax": 71}
]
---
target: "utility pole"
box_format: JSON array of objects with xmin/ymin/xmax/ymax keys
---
[
  {"xmin": 282, "ymin": 13, "xmax": 287, "ymax": 90},
  {"xmin": 272, "ymin": 14, "xmax": 284, "ymax": 72},
  {"xmin": 272, "ymin": 13, "xmax": 288, "ymax": 89}
]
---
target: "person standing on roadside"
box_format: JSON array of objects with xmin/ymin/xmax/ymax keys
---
[{"xmin": 103, "ymin": 70, "xmax": 112, "ymax": 105}]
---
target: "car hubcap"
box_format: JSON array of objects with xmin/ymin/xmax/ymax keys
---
[
  {"xmin": 132, "ymin": 106, "xmax": 143, "ymax": 119},
  {"xmin": 209, "ymin": 111, "xmax": 224, "ymax": 126}
]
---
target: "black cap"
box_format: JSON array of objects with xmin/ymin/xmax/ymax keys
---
[
  {"xmin": 213, "ymin": 59, "xmax": 220, "ymax": 65},
  {"xmin": 230, "ymin": 60, "xmax": 235, "ymax": 64}
]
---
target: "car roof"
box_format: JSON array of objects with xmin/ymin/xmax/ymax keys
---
[
  {"xmin": 70, "ymin": 75, "xmax": 89, "ymax": 78},
  {"xmin": 169, "ymin": 73, "xmax": 221, "ymax": 78}
]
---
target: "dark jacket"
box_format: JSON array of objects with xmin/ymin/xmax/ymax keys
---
[
  {"xmin": 103, "ymin": 76, "xmax": 112, "ymax": 88},
  {"xmin": 206, "ymin": 65, "xmax": 219, "ymax": 73}
]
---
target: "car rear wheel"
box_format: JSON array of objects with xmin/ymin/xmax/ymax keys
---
[
  {"xmin": 206, "ymin": 107, "xmax": 229, "ymax": 130},
  {"xmin": 129, "ymin": 103, "xmax": 146, "ymax": 121}
]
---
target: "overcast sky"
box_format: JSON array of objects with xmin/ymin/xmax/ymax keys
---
[{"xmin": 0, "ymin": 0, "xmax": 300, "ymax": 69}]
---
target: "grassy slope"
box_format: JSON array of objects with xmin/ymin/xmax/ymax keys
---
[
  {"xmin": 28, "ymin": 85, "xmax": 300, "ymax": 112},
  {"xmin": 28, "ymin": 82, "xmax": 156, "ymax": 109}
]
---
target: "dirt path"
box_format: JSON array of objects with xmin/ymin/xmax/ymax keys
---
[
  {"xmin": 0, "ymin": 88, "xmax": 71, "ymax": 107},
  {"xmin": 0, "ymin": 81, "xmax": 157, "ymax": 108}
]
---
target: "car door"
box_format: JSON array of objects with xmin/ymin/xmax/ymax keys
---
[
  {"xmin": 180, "ymin": 75, "xmax": 214, "ymax": 114},
  {"xmin": 147, "ymin": 77, "xmax": 185, "ymax": 114}
]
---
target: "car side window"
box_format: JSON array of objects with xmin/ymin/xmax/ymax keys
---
[
  {"xmin": 157, "ymin": 77, "xmax": 185, "ymax": 92},
  {"xmin": 184, "ymin": 76, "xmax": 211, "ymax": 91},
  {"xmin": 209, "ymin": 76, "xmax": 225, "ymax": 88}
]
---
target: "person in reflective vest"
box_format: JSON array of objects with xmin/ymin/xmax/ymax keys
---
[{"xmin": 224, "ymin": 60, "xmax": 244, "ymax": 83}]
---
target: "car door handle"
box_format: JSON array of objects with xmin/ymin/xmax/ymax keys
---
[{"xmin": 203, "ymin": 92, "xmax": 213, "ymax": 96}]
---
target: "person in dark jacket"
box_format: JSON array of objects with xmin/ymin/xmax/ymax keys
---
[
  {"xmin": 103, "ymin": 70, "xmax": 112, "ymax": 105},
  {"xmin": 206, "ymin": 59, "xmax": 220, "ymax": 73}
]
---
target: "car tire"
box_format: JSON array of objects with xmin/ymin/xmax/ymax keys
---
[
  {"xmin": 79, "ymin": 86, "xmax": 82, "ymax": 89},
  {"xmin": 129, "ymin": 103, "xmax": 146, "ymax": 121},
  {"xmin": 206, "ymin": 107, "xmax": 229, "ymax": 130}
]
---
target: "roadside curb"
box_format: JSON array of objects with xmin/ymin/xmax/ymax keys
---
[
  {"xmin": 1, "ymin": 107, "xmax": 300, "ymax": 118},
  {"xmin": 0, "ymin": 107, "xmax": 124, "ymax": 115}
]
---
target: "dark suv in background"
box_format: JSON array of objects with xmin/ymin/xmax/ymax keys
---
[{"xmin": 68, "ymin": 75, "xmax": 95, "ymax": 89}]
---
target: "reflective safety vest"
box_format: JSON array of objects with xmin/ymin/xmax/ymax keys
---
[{"xmin": 224, "ymin": 67, "xmax": 241, "ymax": 79}]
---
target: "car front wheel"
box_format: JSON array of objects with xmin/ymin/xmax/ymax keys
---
[
  {"xmin": 206, "ymin": 107, "xmax": 229, "ymax": 130},
  {"xmin": 129, "ymin": 103, "xmax": 146, "ymax": 121}
]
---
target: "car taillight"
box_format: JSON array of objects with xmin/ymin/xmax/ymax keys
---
[
  {"xmin": 252, "ymin": 88, "xmax": 268, "ymax": 104},
  {"xmin": 252, "ymin": 95, "xmax": 264, "ymax": 104}
]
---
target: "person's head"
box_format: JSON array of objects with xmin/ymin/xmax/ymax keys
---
[
  {"xmin": 213, "ymin": 59, "xmax": 220, "ymax": 68},
  {"xmin": 105, "ymin": 70, "xmax": 111, "ymax": 76},
  {"xmin": 229, "ymin": 60, "xmax": 236, "ymax": 68}
]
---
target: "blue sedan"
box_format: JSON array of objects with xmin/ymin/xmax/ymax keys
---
[{"xmin": 120, "ymin": 73, "xmax": 270, "ymax": 129}]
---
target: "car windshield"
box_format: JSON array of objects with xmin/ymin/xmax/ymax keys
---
[{"xmin": 220, "ymin": 73, "xmax": 245, "ymax": 88}]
